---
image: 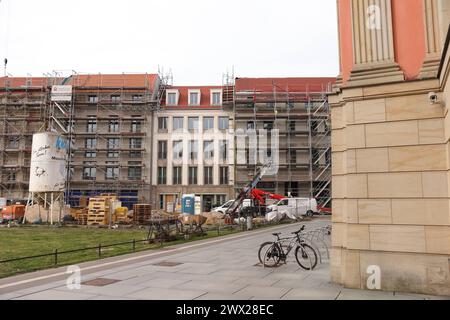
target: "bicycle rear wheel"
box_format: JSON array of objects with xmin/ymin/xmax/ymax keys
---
[
  {"xmin": 259, "ymin": 242, "xmax": 281, "ymax": 268},
  {"xmin": 295, "ymin": 243, "xmax": 318, "ymax": 270}
]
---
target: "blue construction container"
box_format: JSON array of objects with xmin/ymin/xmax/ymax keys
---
[{"xmin": 182, "ymin": 194, "xmax": 195, "ymax": 215}]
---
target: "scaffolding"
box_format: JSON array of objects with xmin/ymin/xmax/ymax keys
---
[
  {"xmin": 63, "ymin": 73, "xmax": 162, "ymax": 208},
  {"xmin": 0, "ymin": 76, "xmax": 54, "ymax": 202},
  {"xmin": 231, "ymin": 80, "xmax": 332, "ymax": 208}
]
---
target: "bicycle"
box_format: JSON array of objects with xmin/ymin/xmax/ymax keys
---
[{"xmin": 258, "ymin": 225, "xmax": 318, "ymax": 270}]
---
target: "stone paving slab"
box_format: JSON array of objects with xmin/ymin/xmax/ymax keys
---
[
  {"xmin": 13, "ymin": 289, "xmax": 97, "ymax": 300},
  {"xmin": 282, "ymin": 287, "xmax": 341, "ymax": 300},
  {"xmin": 233, "ymin": 285, "xmax": 291, "ymax": 299},
  {"xmin": 125, "ymin": 287, "xmax": 206, "ymax": 300}
]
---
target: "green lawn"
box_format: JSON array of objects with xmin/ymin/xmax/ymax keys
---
[{"xmin": 0, "ymin": 225, "xmax": 243, "ymax": 279}]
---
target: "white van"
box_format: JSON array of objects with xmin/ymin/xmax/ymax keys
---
[
  {"xmin": 212, "ymin": 199, "xmax": 252, "ymax": 214},
  {"xmin": 267, "ymin": 198, "xmax": 318, "ymax": 219}
]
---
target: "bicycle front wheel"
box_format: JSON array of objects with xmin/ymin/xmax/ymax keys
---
[
  {"xmin": 295, "ymin": 243, "xmax": 318, "ymax": 270},
  {"xmin": 259, "ymin": 243, "xmax": 282, "ymax": 268}
]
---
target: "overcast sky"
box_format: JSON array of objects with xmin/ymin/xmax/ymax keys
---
[{"xmin": 0, "ymin": 0, "xmax": 339, "ymax": 85}]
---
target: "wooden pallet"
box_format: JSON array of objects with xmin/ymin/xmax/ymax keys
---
[
  {"xmin": 76, "ymin": 212, "xmax": 88, "ymax": 225},
  {"xmin": 87, "ymin": 197, "xmax": 111, "ymax": 226},
  {"xmin": 133, "ymin": 204, "xmax": 152, "ymax": 224}
]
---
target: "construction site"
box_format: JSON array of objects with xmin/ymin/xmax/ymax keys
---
[{"xmin": 0, "ymin": 73, "xmax": 334, "ymax": 228}]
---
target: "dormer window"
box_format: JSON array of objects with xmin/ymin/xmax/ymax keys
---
[
  {"xmin": 168, "ymin": 93, "xmax": 177, "ymax": 105},
  {"xmin": 166, "ymin": 90, "xmax": 179, "ymax": 106},
  {"xmin": 188, "ymin": 90, "xmax": 201, "ymax": 106},
  {"xmin": 211, "ymin": 89, "xmax": 222, "ymax": 106}
]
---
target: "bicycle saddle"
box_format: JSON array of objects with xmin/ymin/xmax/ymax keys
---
[{"xmin": 272, "ymin": 233, "xmax": 282, "ymax": 236}]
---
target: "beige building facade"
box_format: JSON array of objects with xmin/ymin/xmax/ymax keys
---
[{"xmin": 330, "ymin": 0, "xmax": 450, "ymax": 295}]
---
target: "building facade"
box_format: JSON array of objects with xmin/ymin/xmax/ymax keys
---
[
  {"xmin": 151, "ymin": 86, "xmax": 235, "ymax": 212},
  {"xmin": 0, "ymin": 73, "xmax": 161, "ymax": 209},
  {"xmin": 0, "ymin": 77, "xmax": 54, "ymax": 201},
  {"xmin": 330, "ymin": 0, "xmax": 450, "ymax": 296},
  {"xmin": 65, "ymin": 74, "xmax": 161, "ymax": 208},
  {"xmin": 231, "ymin": 78, "xmax": 334, "ymax": 207}
]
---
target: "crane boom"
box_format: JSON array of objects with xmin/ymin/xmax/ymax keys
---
[{"xmin": 225, "ymin": 162, "xmax": 272, "ymax": 218}]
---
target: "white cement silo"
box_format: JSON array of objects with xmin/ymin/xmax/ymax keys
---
[{"xmin": 29, "ymin": 132, "xmax": 68, "ymax": 192}]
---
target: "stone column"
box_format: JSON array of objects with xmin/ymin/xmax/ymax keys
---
[
  {"xmin": 438, "ymin": 0, "xmax": 450, "ymax": 49},
  {"xmin": 348, "ymin": 0, "xmax": 404, "ymax": 86},
  {"xmin": 420, "ymin": 0, "xmax": 442, "ymax": 78}
]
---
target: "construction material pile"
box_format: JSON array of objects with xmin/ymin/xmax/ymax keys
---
[{"xmin": 201, "ymin": 212, "xmax": 226, "ymax": 225}]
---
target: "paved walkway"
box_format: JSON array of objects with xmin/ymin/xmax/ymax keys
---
[{"xmin": 0, "ymin": 218, "xmax": 448, "ymax": 300}]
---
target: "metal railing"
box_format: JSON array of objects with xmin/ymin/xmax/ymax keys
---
[{"xmin": 0, "ymin": 238, "xmax": 151, "ymax": 267}]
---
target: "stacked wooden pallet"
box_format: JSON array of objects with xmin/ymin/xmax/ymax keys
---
[
  {"xmin": 71, "ymin": 207, "xmax": 89, "ymax": 225},
  {"xmin": 76, "ymin": 210, "xmax": 89, "ymax": 226},
  {"xmin": 133, "ymin": 204, "xmax": 152, "ymax": 224},
  {"xmin": 87, "ymin": 198, "xmax": 110, "ymax": 226}
]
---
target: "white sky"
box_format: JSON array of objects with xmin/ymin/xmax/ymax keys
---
[{"xmin": 0, "ymin": 0, "xmax": 339, "ymax": 85}]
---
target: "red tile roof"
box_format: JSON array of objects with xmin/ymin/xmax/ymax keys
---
[
  {"xmin": 0, "ymin": 77, "xmax": 50, "ymax": 89},
  {"xmin": 164, "ymin": 86, "xmax": 223, "ymax": 109},
  {"xmin": 235, "ymin": 77, "xmax": 336, "ymax": 93},
  {"xmin": 67, "ymin": 74, "xmax": 159, "ymax": 90}
]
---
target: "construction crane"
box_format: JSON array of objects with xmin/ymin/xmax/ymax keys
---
[
  {"xmin": 250, "ymin": 189, "xmax": 285, "ymax": 206},
  {"xmin": 225, "ymin": 162, "xmax": 272, "ymax": 219}
]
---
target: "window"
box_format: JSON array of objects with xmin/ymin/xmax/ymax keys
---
[
  {"xmin": 106, "ymin": 164, "xmax": 119, "ymax": 180},
  {"xmin": 219, "ymin": 117, "xmax": 229, "ymax": 130},
  {"xmin": 128, "ymin": 163, "xmax": 142, "ymax": 180},
  {"xmin": 87, "ymin": 117, "xmax": 97, "ymax": 133},
  {"xmin": 111, "ymin": 95, "xmax": 121, "ymax": 103},
  {"xmin": 85, "ymin": 151, "xmax": 96, "ymax": 158},
  {"xmin": 173, "ymin": 167, "xmax": 182, "ymax": 185},
  {"xmin": 131, "ymin": 120, "xmax": 141, "ymax": 133},
  {"xmin": 173, "ymin": 141, "xmax": 183, "ymax": 160},
  {"xmin": 167, "ymin": 92, "xmax": 177, "ymax": 105},
  {"xmin": 130, "ymin": 151, "xmax": 142, "ymax": 158},
  {"xmin": 83, "ymin": 163, "xmax": 96, "ymax": 180},
  {"xmin": 88, "ymin": 95, "xmax": 98, "ymax": 103},
  {"xmin": 247, "ymin": 121, "xmax": 255, "ymax": 130},
  {"xmin": 220, "ymin": 140, "xmax": 228, "ymax": 161},
  {"xmin": 173, "ymin": 117, "xmax": 184, "ymax": 131},
  {"xmin": 288, "ymin": 150, "xmax": 297, "ymax": 164},
  {"xmin": 130, "ymin": 138, "xmax": 142, "ymax": 149},
  {"xmin": 158, "ymin": 141, "xmax": 167, "ymax": 160},
  {"xmin": 220, "ymin": 167, "xmax": 229, "ymax": 185},
  {"xmin": 189, "ymin": 140, "xmax": 198, "ymax": 160},
  {"xmin": 85, "ymin": 138, "xmax": 97, "ymax": 149},
  {"xmin": 203, "ymin": 141, "xmax": 214, "ymax": 160},
  {"xmin": 157, "ymin": 167, "xmax": 167, "ymax": 184},
  {"xmin": 212, "ymin": 92, "xmax": 221, "ymax": 105},
  {"xmin": 266, "ymin": 102, "xmax": 275, "ymax": 108},
  {"xmin": 263, "ymin": 121, "xmax": 274, "ymax": 131},
  {"xmin": 7, "ymin": 172, "xmax": 16, "ymax": 182},
  {"xmin": 8, "ymin": 137, "xmax": 19, "ymax": 149},
  {"xmin": 203, "ymin": 117, "xmax": 214, "ymax": 131},
  {"xmin": 204, "ymin": 167, "xmax": 213, "ymax": 185},
  {"xmin": 288, "ymin": 121, "xmax": 296, "ymax": 132},
  {"xmin": 132, "ymin": 95, "xmax": 142, "ymax": 102},
  {"xmin": 189, "ymin": 92, "xmax": 199, "ymax": 105},
  {"xmin": 108, "ymin": 119, "xmax": 119, "ymax": 132},
  {"xmin": 107, "ymin": 152, "xmax": 119, "ymax": 158},
  {"xmin": 188, "ymin": 167, "xmax": 198, "ymax": 185},
  {"xmin": 107, "ymin": 138, "xmax": 119, "ymax": 150},
  {"xmin": 158, "ymin": 117, "xmax": 168, "ymax": 131},
  {"xmin": 188, "ymin": 117, "xmax": 199, "ymax": 132}
]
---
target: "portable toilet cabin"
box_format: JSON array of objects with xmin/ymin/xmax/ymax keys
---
[
  {"xmin": 182, "ymin": 194, "xmax": 195, "ymax": 215},
  {"xmin": 194, "ymin": 196, "xmax": 202, "ymax": 215}
]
